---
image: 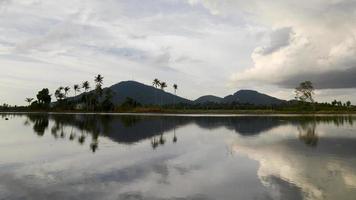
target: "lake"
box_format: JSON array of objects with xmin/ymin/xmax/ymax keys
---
[{"xmin": 0, "ymin": 113, "xmax": 356, "ymax": 200}]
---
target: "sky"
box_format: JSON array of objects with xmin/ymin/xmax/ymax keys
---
[{"xmin": 1, "ymin": 0, "xmax": 356, "ymax": 105}]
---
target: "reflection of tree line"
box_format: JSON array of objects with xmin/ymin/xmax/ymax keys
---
[
  {"xmin": 23, "ymin": 114, "xmax": 181, "ymax": 152},
  {"xmin": 6, "ymin": 114, "xmax": 356, "ymax": 151}
]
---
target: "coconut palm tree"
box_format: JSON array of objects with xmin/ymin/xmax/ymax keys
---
[
  {"xmin": 94, "ymin": 74, "xmax": 104, "ymax": 87},
  {"xmin": 64, "ymin": 86, "xmax": 70, "ymax": 98},
  {"xmin": 152, "ymin": 78, "xmax": 160, "ymax": 105},
  {"xmin": 82, "ymin": 81, "xmax": 90, "ymax": 93},
  {"xmin": 173, "ymin": 83, "xmax": 178, "ymax": 107},
  {"xmin": 25, "ymin": 98, "xmax": 34, "ymax": 106},
  {"xmin": 82, "ymin": 81, "xmax": 90, "ymax": 110},
  {"xmin": 160, "ymin": 81, "xmax": 167, "ymax": 106},
  {"xmin": 55, "ymin": 88, "xmax": 65, "ymax": 101},
  {"xmin": 73, "ymin": 84, "xmax": 80, "ymax": 96},
  {"xmin": 153, "ymin": 78, "xmax": 160, "ymax": 88},
  {"xmin": 94, "ymin": 74, "xmax": 104, "ymax": 110}
]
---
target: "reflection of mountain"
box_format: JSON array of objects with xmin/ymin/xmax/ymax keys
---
[
  {"xmin": 24, "ymin": 114, "xmax": 356, "ymax": 139},
  {"xmin": 20, "ymin": 114, "xmax": 356, "ymax": 153}
]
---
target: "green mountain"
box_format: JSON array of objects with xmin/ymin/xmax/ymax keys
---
[
  {"xmin": 108, "ymin": 81, "xmax": 191, "ymax": 105},
  {"xmin": 222, "ymin": 90, "xmax": 285, "ymax": 105},
  {"xmin": 194, "ymin": 95, "xmax": 223, "ymax": 104}
]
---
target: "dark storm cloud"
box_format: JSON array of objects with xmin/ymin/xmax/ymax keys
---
[{"xmin": 278, "ymin": 67, "xmax": 356, "ymax": 89}]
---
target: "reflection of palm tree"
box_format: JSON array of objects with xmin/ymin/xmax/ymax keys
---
[
  {"xmin": 90, "ymin": 141, "xmax": 98, "ymax": 153},
  {"xmin": 173, "ymin": 127, "xmax": 177, "ymax": 143},
  {"xmin": 78, "ymin": 134, "xmax": 86, "ymax": 145},
  {"xmin": 159, "ymin": 134, "xmax": 165, "ymax": 145},
  {"xmin": 69, "ymin": 132, "xmax": 76, "ymax": 140},
  {"xmin": 151, "ymin": 137, "xmax": 159, "ymax": 149}
]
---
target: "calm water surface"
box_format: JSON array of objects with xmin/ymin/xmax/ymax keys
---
[{"xmin": 1, "ymin": 113, "xmax": 356, "ymax": 200}]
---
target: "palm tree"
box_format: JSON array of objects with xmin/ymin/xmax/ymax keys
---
[
  {"xmin": 55, "ymin": 88, "xmax": 65, "ymax": 101},
  {"xmin": 153, "ymin": 78, "xmax": 160, "ymax": 88},
  {"xmin": 25, "ymin": 98, "xmax": 34, "ymax": 106},
  {"xmin": 82, "ymin": 81, "xmax": 90, "ymax": 93},
  {"xmin": 160, "ymin": 81, "xmax": 167, "ymax": 106},
  {"xmin": 82, "ymin": 81, "xmax": 90, "ymax": 110},
  {"xmin": 94, "ymin": 74, "xmax": 104, "ymax": 110},
  {"xmin": 160, "ymin": 82, "xmax": 167, "ymax": 90},
  {"xmin": 152, "ymin": 78, "xmax": 160, "ymax": 105},
  {"xmin": 94, "ymin": 74, "xmax": 104, "ymax": 87},
  {"xmin": 173, "ymin": 84, "xmax": 178, "ymax": 107},
  {"xmin": 64, "ymin": 86, "xmax": 70, "ymax": 98},
  {"xmin": 73, "ymin": 84, "xmax": 80, "ymax": 96}
]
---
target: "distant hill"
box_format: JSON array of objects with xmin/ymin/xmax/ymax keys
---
[
  {"xmin": 70, "ymin": 81, "xmax": 285, "ymax": 106},
  {"xmin": 108, "ymin": 81, "xmax": 191, "ymax": 105},
  {"xmin": 222, "ymin": 90, "xmax": 285, "ymax": 105},
  {"xmin": 194, "ymin": 95, "xmax": 223, "ymax": 104}
]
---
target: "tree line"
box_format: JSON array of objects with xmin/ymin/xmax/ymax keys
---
[{"xmin": 0, "ymin": 79, "xmax": 354, "ymax": 112}]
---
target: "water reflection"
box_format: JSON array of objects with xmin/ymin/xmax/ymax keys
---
[
  {"xmin": 1, "ymin": 113, "xmax": 356, "ymax": 199},
  {"xmin": 17, "ymin": 114, "xmax": 356, "ymax": 151}
]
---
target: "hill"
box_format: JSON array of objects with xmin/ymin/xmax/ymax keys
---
[
  {"xmin": 108, "ymin": 81, "xmax": 191, "ymax": 105},
  {"xmin": 194, "ymin": 95, "xmax": 223, "ymax": 104},
  {"xmin": 222, "ymin": 90, "xmax": 285, "ymax": 105}
]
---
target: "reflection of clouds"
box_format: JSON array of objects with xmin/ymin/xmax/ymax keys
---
[
  {"xmin": 232, "ymin": 123, "xmax": 356, "ymax": 200},
  {"xmin": 0, "ymin": 117, "xmax": 271, "ymax": 200}
]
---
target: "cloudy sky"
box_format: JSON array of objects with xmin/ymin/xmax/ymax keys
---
[{"xmin": 1, "ymin": 0, "xmax": 356, "ymax": 105}]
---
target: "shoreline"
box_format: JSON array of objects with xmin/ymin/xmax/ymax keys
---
[{"xmin": 2, "ymin": 109, "xmax": 356, "ymax": 116}]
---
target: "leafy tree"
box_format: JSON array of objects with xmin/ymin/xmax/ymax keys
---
[
  {"xmin": 346, "ymin": 101, "xmax": 351, "ymax": 107},
  {"xmin": 36, "ymin": 88, "xmax": 51, "ymax": 106},
  {"xmin": 332, "ymin": 100, "xmax": 338, "ymax": 106},
  {"xmin": 295, "ymin": 81, "xmax": 314, "ymax": 103}
]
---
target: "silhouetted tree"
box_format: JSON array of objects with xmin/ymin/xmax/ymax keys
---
[
  {"xmin": 173, "ymin": 83, "xmax": 178, "ymax": 107},
  {"xmin": 73, "ymin": 84, "xmax": 81, "ymax": 96},
  {"xmin": 160, "ymin": 81, "xmax": 167, "ymax": 105},
  {"xmin": 25, "ymin": 98, "xmax": 34, "ymax": 106},
  {"xmin": 36, "ymin": 88, "xmax": 51, "ymax": 107},
  {"xmin": 64, "ymin": 86, "xmax": 70, "ymax": 98},
  {"xmin": 153, "ymin": 78, "xmax": 160, "ymax": 105},
  {"xmin": 346, "ymin": 101, "xmax": 351, "ymax": 107},
  {"xmin": 82, "ymin": 81, "xmax": 90, "ymax": 109},
  {"xmin": 295, "ymin": 81, "xmax": 314, "ymax": 103}
]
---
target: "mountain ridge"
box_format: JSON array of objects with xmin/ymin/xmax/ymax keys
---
[{"xmin": 72, "ymin": 80, "xmax": 286, "ymax": 106}]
